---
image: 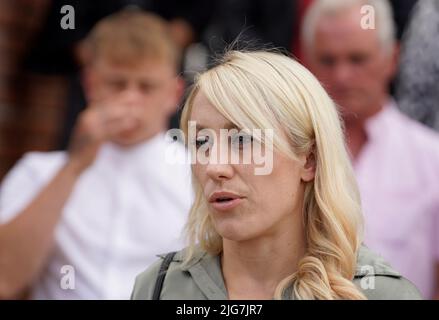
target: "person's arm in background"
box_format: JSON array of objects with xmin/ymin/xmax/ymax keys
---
[
  {"xmin": 0, "ymin": 161, "xmax": 82, "ymax": 299},
  {"xmin": 0, "ymin": 99, "xmax": 138, "ymax": 299}
]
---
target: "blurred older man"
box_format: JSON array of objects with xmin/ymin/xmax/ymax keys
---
[{"xmin": 302, "ymin": 0, "xmax": 439, "ymax": 299}]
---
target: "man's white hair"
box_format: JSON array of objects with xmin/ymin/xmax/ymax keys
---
[{"xmin": 302, "ymin": 0, "xmax": 396, "ymax": 54}]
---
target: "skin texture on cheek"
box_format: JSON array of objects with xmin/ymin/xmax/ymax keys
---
[{"xmin": 200, "ymin": 154, "xmax": 306, "ymax": 242}]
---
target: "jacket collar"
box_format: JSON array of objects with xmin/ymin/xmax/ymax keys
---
[{"xmin": 160, "ymin": 244, "xmax": 400, "ymax": 299}]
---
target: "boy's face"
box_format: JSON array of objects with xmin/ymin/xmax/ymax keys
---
[{"xmin": 83, "ymin": 57, "xmax": 182, "ymax": 146}]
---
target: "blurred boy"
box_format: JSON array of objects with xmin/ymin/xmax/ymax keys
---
[{"xmin": 0, "ymin": 10, "xmax": 191, "ymax": 299}]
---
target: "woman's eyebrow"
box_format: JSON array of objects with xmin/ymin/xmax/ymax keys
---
[{"xmin": 195, "ymin": 121, "xmax": 239, "ymax": 131}]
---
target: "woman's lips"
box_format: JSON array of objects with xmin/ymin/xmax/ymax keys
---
[
  {"xmin": 208, "ymin": 191, "xmax": 244, "ymax": 212},
  {"xmin": 210, "ymin": 197, "xmax": 243, "ymax": 211}
]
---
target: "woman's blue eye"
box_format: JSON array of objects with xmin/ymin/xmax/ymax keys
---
[
  {"xmin": 195, "ymin": 136, "xmax": 209, "ymax": 148},
  {"xmin": 232, "ymin": 134, "xmax": 253, "ymax": 148}
]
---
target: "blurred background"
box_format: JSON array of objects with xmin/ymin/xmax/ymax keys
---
[{"xmin": 0, "ymin": 0, "xmax": 420, "ymax": 181}]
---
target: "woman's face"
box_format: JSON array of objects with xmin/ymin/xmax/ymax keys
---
[{"xmin": 190, "ymin": 91, "xmax": 315, "ymax": 242}]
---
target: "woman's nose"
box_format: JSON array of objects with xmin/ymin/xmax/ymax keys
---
[
  {"xmin": 205, "ymin": 142, "xmax": 234, "ymax": 181},
  {"xmin": 205, "ymin": 161, "xmax": 234, "ymax": 181}
]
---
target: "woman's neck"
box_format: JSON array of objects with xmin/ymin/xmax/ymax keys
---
[{"xmin": 221, "ymin": 222, "xmax": 306, "ymax": 300}]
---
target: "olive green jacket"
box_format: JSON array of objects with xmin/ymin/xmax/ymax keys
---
[{"xmin": 131, "ymin": 245, "xmax": 422, "ymax": 300}]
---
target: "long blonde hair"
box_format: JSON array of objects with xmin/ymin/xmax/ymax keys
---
[{"xmin": 180, "ymin": 50, "xmax": 365, "ymax": 300}]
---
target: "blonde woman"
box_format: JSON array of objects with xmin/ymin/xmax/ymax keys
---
[{"xmin": 131, "ymin": 50, "xmax": 421, "ymax": 300}]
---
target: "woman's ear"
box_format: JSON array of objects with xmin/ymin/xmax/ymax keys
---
[{"xmin": 301, "ymin": 150, "xmax": 316, "ymax": 182}]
